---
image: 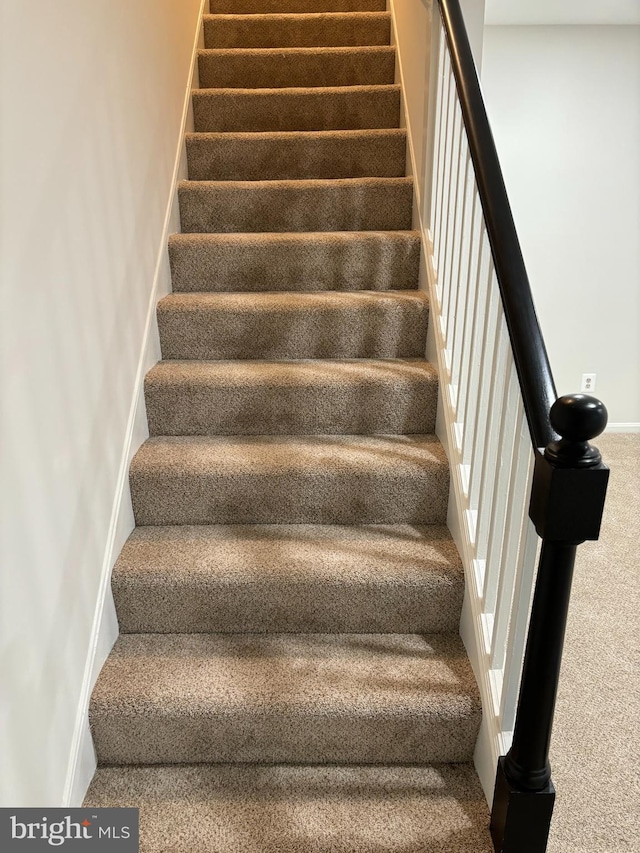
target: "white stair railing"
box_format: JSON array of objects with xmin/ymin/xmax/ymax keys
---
[
  {"xmin": 427, "ymin": 15, "xmax": 538, "ymax": 768},
  {"xmin": 419, "ymin": 6, "xmax": 609, "ymax": 851}
]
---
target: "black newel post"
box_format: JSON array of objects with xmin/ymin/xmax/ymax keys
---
[{"xmin": 490, "ymin": 394, "xmax": 609, "ymax": 853}]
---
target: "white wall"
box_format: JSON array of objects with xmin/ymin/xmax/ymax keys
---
[
  {"xmin": 482, "ymin": 26, "xmax": 640, "ymax": 426},
  {"xmin": 486, "ymin": 0, "xmax": 640, "ymax": 26},
  {"xmin": 0, "ymin": 0, "xmax": 203, "ymax": 806},
  {"xmin": 460, "ymin": 0, "xmax": 487, "ymax": 66}
]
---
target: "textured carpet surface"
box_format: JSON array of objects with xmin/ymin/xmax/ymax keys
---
[
  {"xmin": 157, "ymin": 290, "xmax": 428, "ymax": 359},
  {"xmin": 185, "ymin": 129, "xmax": 407, "ymax": 180},
  {"xmin": 168, "ymin": 231, "xmax": 420, "ymax": 292},
  {"xmin": 129, "ymin": 434, "xmax": 450, "ymax": 526},
  {"xmin": 548, "ymin": 434, "xmax": 640, "ymax": 853},
  {"xmin": 84, "ymin": 764, "xmax": 493, "ymax": 853},
  {"xmin": 178, "ymin": 177, "xmax": 414, "ymax": 233},
  {"xmin": 198, "ymin": 46, "xmax": 396, "ymax": 89},
  {"xmin": 192, "ymin": 85, "xmax": 402, "ymax": 132},
  {"xmin": 203, "ymin": 12, "xmax": 391, "ymax": 48},
  {"xmin": 209, "ymin": 0, "xmax": 388, "ymax": 17},
  {"xmin": 112, "ymin": 524, "xmax": 463, "ymax": 634},
  {"xmin": 144, "ymin": 358, "xmax": 438, "ymax": 435},
  {"xmin": 90, "ymin": 633, "xmax": 481, "ymax": 765},
  {"xmin": 85, "ymin": 2, "xmax": 490, "ymax": 848}
]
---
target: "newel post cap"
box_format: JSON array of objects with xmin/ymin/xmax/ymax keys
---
[{"xmin": 545, "ymin": 394, "xmax": 608, "ymax": 468}]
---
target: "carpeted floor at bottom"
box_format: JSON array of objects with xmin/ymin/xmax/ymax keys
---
[{"xmin": 84, "ymin": 763, "xmax": 493, "ymax": 853}]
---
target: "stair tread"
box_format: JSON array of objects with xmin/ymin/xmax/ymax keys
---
[
  {"xmin": 115, "ymin": 522, "xmax": 460, "ymax": 584},
  {"xmin": 158, "ymin": 288, "xmax": 427, "ymax": 311},
  {"xmin": 145, "ymin": 357, "xmax": 436, "ymax": 388},
  {"xmin": 186, "ymin": 128, "xmax": 405, "ymax": 139},
  {"xmin": 198, "ymin": 45, "xmax": 395, "ymax": 55},
  {"xmin": 92, "ymin": 632, "xmax": 479, "ymax": 711},
  {"xmin": 195, "ymin": 83, "xmax": 399, "ymax": 93},
  {"xmin": 113, "ymin": 523, "xmax": 463, "ymax": 634},
  {"xmin": 84, "ymin": 764, "xmax": 493, "ymax": 853},
  {"xmin": 90, "ymin": 632, "xmax": 481, "ymax": 764},
  {"xmin": 204, "ymin": 11, "xmax": 390, "ymax": 20},
  {"xmin": 169, "ymin": 228, "xmax": 418, "ymax": 240},
  {"xmin": 179, "ymin": 176, "xmax": 413, "ymax": 188},
  {"xmin": 131, "ymin": 433, "xmax": 446, "ymax": 476}
]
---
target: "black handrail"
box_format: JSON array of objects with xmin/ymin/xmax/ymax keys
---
[
  {"xmin": 437, "ymin": 0, "xmax": 557, "ymax": 449},
  {"xmin": 434, "ymin": 2, "xmax": 610, "ymax": 852}
]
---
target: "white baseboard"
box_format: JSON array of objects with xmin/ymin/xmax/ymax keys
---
[
  {"xmin": 62, "ymin": 0, "xmax": 207, "ymax": 808},
  {"xmin": 605, "ymin": 423, "xmax": 640, "ymax": 433}
]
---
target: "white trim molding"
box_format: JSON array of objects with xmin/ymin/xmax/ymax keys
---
[{"xmin": 605, "ymin": 423, "xmax": 640, "ymax": 434}]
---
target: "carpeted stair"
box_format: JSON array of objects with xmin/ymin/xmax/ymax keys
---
[{"xmin": 85, "ymin": 2, "xmax": 492, "ymax": 849}]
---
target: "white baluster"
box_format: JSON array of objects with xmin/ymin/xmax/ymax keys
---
[
  {"xmin": 430, "ymin": 33, "xmax": 447, "ymax": 239},
  {"xmin": 474, "ymin": 311, "xmax": 511, "ymax": 562},
  {"xmin": 460, "ymin": 209, "xmax": 492, "ymax": 472},
  {"xmin": 435, "ymin": 62, "xmax": 455, "ymax": 289},
  {"xmin": 450, "ymin": 147, "xmax": 475, "ymax": 410},
  {"xmin": 483, "ymin": 360, "xmax": 520, "ymax": 617},
  {"xmin": 467, "ymin": 262, "xmax": 500, "ymax": 513},
  {"xmin": 443, "ymin": 110, "xmax": 467, "ymax": 351},
  {"xmin": 439, "ymin": 94, "xmax": 461, "ymax": 337},
  {"xmin": 499, "ymin": 512, "xmax": 538, "ymax": 732},
  {"xmin": 489, "ymin": 399, "xmax": 531, "ymax": 673}
]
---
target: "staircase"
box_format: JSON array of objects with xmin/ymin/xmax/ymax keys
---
[{"xmin": 84, "ymin": 1, "xmax": 493, "ymax": 849}]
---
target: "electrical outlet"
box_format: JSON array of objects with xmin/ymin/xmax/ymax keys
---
[{"xmin": 581, "ymin": 373, "xmax": 597, "ymax": 393}]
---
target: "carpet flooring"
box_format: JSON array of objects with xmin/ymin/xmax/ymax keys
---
[
  {"xmin": 84, "ymin": 2, "xmax": 491, "ymax": 850},
  {"xmin": 549, "ymin": 433, "xmax": 640, "ymax": 853}
]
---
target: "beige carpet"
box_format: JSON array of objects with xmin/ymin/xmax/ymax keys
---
[
  {"xmin": 84, "ymin": 2, "xmax": 492, "ymax": 849},
  {"xmin": 85, "ymin": 765, "xmax": 493, "ymax": 853},
  {"xmin": 549, "ymin": 433, "xmax": 640, "ymax": 853},
  {"xmin": 81, "ymin": 4, "xmax": 636, "ymax": 850}
]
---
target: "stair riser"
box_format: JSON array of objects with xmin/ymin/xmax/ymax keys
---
[
  {"xmin": 209, "ymin": 1, "xmax": 388, "ymax": 16},
  {"xmin": 204, "ymin": 13, "xmax": 391, "ymax": 48},
  {"xmin": 130, "ymin": 465, "xmax": 448, "ymax": 527},
  {"xmin": 91, "ymin": 712, "xmax": 479, "ymax": 766},
  {"xmin": 144, "ymin": 369, "xmax": 437, "ymax": 436},
  {"xmin": 168, "ymin": 233, "xmax": 420, "ymax": 293},
  {"xmin": 198, "ymin": 47, "xmax": 395, "ymax": 88},
  {"xmin": 192, "ymin": 86, "xmax": 401, "ymax": 132},
  {"xmin": 157, "ymin": 299, "xmax": 428, "ymax": 360},
  {"xmin": 186, "ymin": 131, "xmax": 406, "ymax": 181},
  {"xmin": 113, "ymin": 522, "xmax": 463, "ymax": 634},
  {"xmin": 114, "ymin": 578, "xmax": 462, "ymax": 634},
  {"xmin": 178, "ymin": 179, "xmax": 413, "ymax": 233}
]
